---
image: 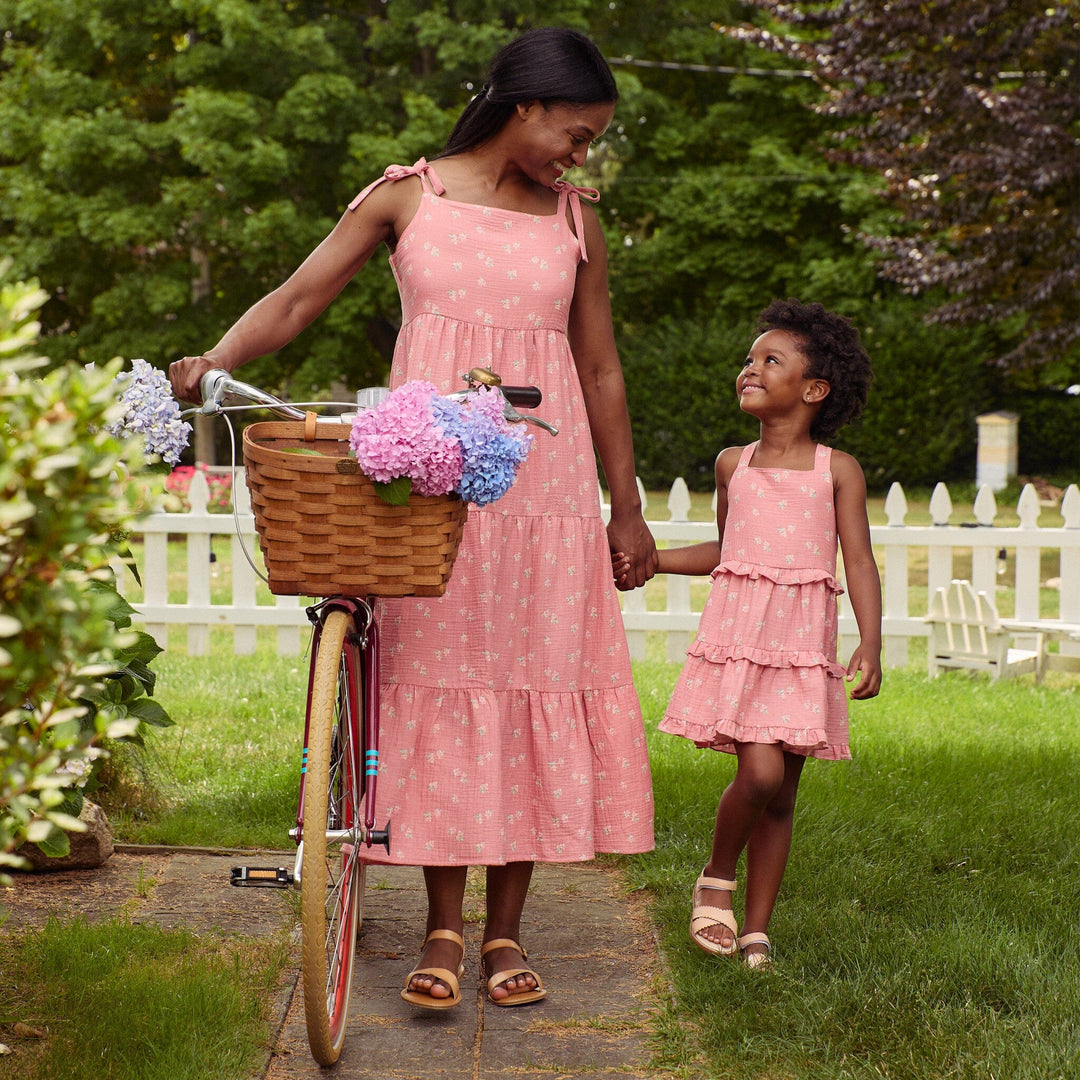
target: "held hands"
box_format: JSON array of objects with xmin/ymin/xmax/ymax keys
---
[
  {"xmin": 846, "ymin": 643, "xmax": 882, "ymax": 700},
  {"xmin": 606, "ymin": 510, "xmax": 658, "ymax": 591},
  {"xmin": 611, "ymin": 550, "xmax": 632, "ymax": 588}
]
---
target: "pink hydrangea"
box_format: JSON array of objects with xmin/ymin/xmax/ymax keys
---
[
  {"xmin": 349, "ymin": 380, "xmax": 463, "ymax": 496},
  {"xmin": 348, "ymin": 379, "xmax": 535, "ymax": 506}
]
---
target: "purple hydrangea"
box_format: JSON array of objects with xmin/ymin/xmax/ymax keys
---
[{"xmin": 110, "ymin": 358, "xmax": 192, "ymax": 465}]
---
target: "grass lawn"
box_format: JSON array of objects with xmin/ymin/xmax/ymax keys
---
[
  {"xmin": 92, "ymin": 635, "xmax": 1080, "ymax": 1080},
  {"xmin": 0, "ymin": 917, "xmax": 289, "ymax": 1080},
  {"xmin": 7, "ymin": 482, "xmax": 1077, "ymax": 1080},
  {"xmin": 628, "ymin": 660, "xmax": 1080, "ymax": 1079}
]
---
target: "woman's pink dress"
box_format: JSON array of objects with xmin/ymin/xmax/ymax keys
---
[
  {"xmin": 347, "ymin": 160, "xmax": 654, "ymax": 865},
  {"xmin": 660, "ymin": 442, "xmax": 850, "ymax": 759}
]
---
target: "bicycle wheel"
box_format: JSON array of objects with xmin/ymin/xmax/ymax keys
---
[{"xmin": 301, "ymin": 609, "xmax": 364, "ymax": 1066}]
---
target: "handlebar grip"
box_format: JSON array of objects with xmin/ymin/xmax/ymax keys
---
[{"xmin": 501, "ymin": 385, "xmax": 542, "ymax": 408}]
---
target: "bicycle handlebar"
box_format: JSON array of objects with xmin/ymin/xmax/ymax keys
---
[{"xmin": 192, "ymin": 369, "xmax": 557, "ymax": 435}]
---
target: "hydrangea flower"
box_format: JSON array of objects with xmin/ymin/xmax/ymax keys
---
[
  {"xmin": 349, "ymin": 381, "xmax": 533, "ymax": 506},
  {"xmin": 349, "ymin": 380, "xmax": 464, "ymax": 498},
  {"xmin": 110, "ymin": 358, "xmax": 192, "ymax": 465},
  {"xmin": 432, "ymin": 387, "xmax": 532, "ymax": 507}
]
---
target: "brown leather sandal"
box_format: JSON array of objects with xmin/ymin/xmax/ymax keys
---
[
  {"xmin": 400, "ymin": 929, "xmax": 466, "ymax": 1009},
  {"xmin": 481, "ymin": 938, "xmax": 547, "ymax": 1006}
]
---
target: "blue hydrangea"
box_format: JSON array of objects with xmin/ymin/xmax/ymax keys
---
[
  {"xmin": 431, "ymin": 388, "xmax": 532, "ymax": 507},
  {"xmin": 110, "ymin": 358, "xmax": 192, "ymax": 465}
]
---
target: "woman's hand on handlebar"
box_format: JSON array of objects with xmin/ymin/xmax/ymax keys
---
[{"xmin": 169, "ymin": 355, "xmax": 220, "ymax": 404}]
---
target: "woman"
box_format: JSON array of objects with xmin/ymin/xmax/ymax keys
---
[{"xmin": 170, "ymin": 26, "xmax": 657, "ymax": 1009}]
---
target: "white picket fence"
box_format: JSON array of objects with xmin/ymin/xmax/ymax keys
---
[{"xmin": 115, "ymin": 470, "xmax": 1080, "ymax": 669}]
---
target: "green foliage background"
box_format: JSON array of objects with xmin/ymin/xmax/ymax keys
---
[{"xmin": 1, "ymin": 0, "xmax": 1075, "ymax": 490}]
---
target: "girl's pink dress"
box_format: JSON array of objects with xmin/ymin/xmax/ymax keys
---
[
  {"xmin": 347, "ymin": 160, "xmax": 654, "ymax": 865},
  {"xmin": 660, "ymin": 442, "xmax": 850, "ymax": 759}
]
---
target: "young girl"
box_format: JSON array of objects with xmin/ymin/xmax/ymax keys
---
[{"xmin": 619, "ymin": 299, "xmax": 882, "ymax": 967}]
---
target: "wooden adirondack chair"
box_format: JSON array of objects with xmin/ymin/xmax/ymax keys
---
[{"xmin": 925, "ymin": 579, "xmax": 1045, "ymax": 682}]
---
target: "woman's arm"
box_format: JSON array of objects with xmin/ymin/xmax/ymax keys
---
[
  {"xmin": 567, "ymin": 204, "xmax": 657, "ymax": 588},
  {"xmin": 168, "ymin": 180, "xmax": 412, "ymax": 402},
  {"xmin": 833, "ymin": 450, "xmax": 882, "ymax": 699}
]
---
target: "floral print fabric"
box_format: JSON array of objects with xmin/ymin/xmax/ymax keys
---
[
  {"xmin": 349, "ymin": 161, "xmax": 654, "ymax": 865},
  {"xmin": 661, "ymin": 442, "xmax": 851, "ymax": 760}
]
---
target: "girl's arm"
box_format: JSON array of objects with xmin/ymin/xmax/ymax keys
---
[
  {"xmin": 655, "ymin": 446, "xmax": 736, "ymax": 575},
  {"xmin": 833, "ymin": 451, "xmax": 882, "ymax": 699},
  {"xmin": 614, "ymin": 447, "xmax": 736, "ymax": 583},
  {"xmin": 168, "ymin": 179, "xmax": 414, "ymax": 403},
  {"xmin": 568, "ymin": 205, "xmax": 657, "ymax": 589}
]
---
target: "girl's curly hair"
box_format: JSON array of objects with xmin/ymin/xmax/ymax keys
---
[{"xmin": 755, "ymin": 299, "xmax": 874, "ymax": 441}]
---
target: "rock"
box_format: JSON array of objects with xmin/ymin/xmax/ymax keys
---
[{"xmin": 18, "ymin": 800, "xmax": 114, "ymax": 871}]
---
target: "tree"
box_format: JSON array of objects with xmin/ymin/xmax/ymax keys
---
[
  {"xmin": 731, "ymin": 1, "xmax": 1080, "ymax": 372},
  {"xmin": 0, "ymin": 0, "xmax": 608, "ymax": 393}
]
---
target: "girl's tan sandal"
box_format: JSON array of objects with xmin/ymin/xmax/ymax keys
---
[
  {"xmin": 481, "ymin": 938, "xmax": 547, "ymax": 1006},
  {"xmin": 738, "ymin": 932, "xmax": 772, "ymax": 969},
  {"xmin": 690, "ymin": 872, "xmax": 739, "ymax": 956},
  {"xmin": 400, "ymin": 929, "xmax": 466, "ymax": 1009}
]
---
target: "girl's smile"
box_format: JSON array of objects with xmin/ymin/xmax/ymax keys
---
[{"xmin": 736, "ymin": 329, "xmax": 811, "ymax": 409}]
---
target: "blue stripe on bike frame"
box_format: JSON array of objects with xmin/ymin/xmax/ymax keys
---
[
  {"xmin": 365, "ymin": 749, "xmax": 378, "ymax": 776},
  {"xmin": 301, "ymin": 747, "xmax": 308, "ymax": 775}
]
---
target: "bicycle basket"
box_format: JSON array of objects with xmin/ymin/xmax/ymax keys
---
[{"xmin": 242, "ymin": 419, "xmax": 468, "ymax": 598}]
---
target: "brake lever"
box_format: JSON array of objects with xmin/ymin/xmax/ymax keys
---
[
  {"xmin": 459, "ymin": 367, "xmax": 558, "ymax": 436},
  {"xmin": 501, "ymin": 401, "xmax": 558, "ymax": 436}
]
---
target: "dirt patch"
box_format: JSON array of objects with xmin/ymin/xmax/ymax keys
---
[{"xmin": 1, "ymin": 852, "xmax": 168, "ymax": 929}]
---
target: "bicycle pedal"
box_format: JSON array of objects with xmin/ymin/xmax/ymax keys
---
[{"xmin": 230, "ymin": 866, "xmax": 293, "ymax": 889}]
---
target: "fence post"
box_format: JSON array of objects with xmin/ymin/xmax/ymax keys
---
[
  {"xmin": 880, "ymin": 482, "xmax": 912, "ymax": 668},
  {"xmin": 665, "ymin": 479, "xmax": 693, "ymax": 663},
  {"xmin": 1013, "ymin": 484, "xmax": 1043, "ymax": 629},
  {"xmin": 230, "ymin": 470, "xmax": 257, "ymax": 655},
  {"xmin": 143, "ymin": 528, "xmax": 169, "ymax": 648},
  {"xmin": 185, "ymin": 472, "xmax": 212, "ymax": 656},
  {"xmin": 970, "ymin": 485, "xmax": 999, "ymax": 597},
  {"xmin": 1059, "ymin": 485, "xmax": 1080, "ymax": 665}
]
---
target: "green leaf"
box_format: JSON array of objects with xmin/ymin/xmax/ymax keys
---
[
  {"xmin": 375, "ymin": 476, "xmax": 412, "ymax": 506},
  {"xmin": 32, "ymin": 830, "xmax": 71, "ymax": 860},
  {"xmin": 126, "ymin": 698, "xmax": 172, "ymax": 728}
]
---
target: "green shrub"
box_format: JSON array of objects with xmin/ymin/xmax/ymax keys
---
[
  {"xmin": 620, "ymin": 297, "xmax": 1000, "ymax": 492},
  {"xmin": 0, "ymin": 272, "xmax": 172, "ymax": 871}
]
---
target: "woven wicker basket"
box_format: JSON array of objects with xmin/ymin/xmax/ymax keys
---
[{"xmin": 242, "ymin": 418, "xmax": 468, "ymax": 598}]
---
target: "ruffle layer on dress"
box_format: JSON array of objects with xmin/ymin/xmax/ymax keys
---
[
  {"xmin": 685, "ymin": 639, "xmax": 849, "ymax": 680},
  {"xmin": 711, "ymin": 559, "xmax": 845, "ymax": 595},
  {"xmin": 363, "ymin": 683, "xmax": 655, "ymax": 866},
  {"xmin": 660, "ymin": 651, "xmax": 851, "ymax": 761},
  {"xmin": 660, "ymin": 711, "xmax": 850, "ymax": 761}
]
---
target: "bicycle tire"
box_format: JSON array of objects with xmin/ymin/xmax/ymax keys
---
[{"xmin": 301, "ymin": 609, "xmax": 364, "ymax": 1065}]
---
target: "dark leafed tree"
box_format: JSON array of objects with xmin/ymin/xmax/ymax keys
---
[{"xmin": 731, "ymin": 1, "xmax": 1080, "ymax": 369}]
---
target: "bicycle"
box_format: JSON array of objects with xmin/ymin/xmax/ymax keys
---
[{"xmin": 185, "ymin": 368, "xmax": 553, "ymax": 1065}]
